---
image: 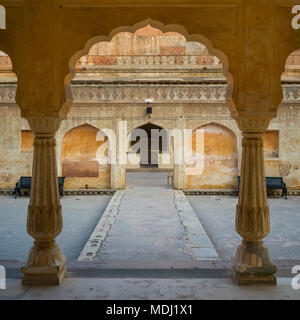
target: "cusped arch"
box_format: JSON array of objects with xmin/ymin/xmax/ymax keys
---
[{"xmin": 64, "ymin": 19, "xmax": 234, "ymax": 114}]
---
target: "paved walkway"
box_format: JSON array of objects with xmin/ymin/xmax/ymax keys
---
[{"xmin": 78, "ymin": 176, "xmax": 218, "ymax": 268}]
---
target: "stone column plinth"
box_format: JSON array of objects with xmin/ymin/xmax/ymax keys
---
[
  {"xmin": 233, "ymin": 129, "xmax": 276, "ymax": 285},
  {"xmin": 21, "ymin": 117, "xmax": 66, "ymax": 286}
]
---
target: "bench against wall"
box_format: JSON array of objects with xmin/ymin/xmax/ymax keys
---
[
  {"xmin": 237, "ymin": 176, "xmax": 287, "ymax": 199},
  {"xmin": 14, "ymin": 177, "xmax": 65, "ymax": 199}
]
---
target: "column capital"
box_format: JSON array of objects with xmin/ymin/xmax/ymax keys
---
[
  {"xmin": 25, "ymin": 117, "xmax": 62, "ymax": 134},
  {"xmin": 231, "ymin": 110, "xmax": 276, "ymax": 132}
]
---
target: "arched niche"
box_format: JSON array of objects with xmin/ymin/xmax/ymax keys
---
[
  {"xmin": 65, "ymin": 19, "xmax": 233, "ymax": 116},
  {"xmin": 187, "ymin": 122, "xmax": 238, "ymax": 190},
  {"xmin": 61, "ymin": 123, "xmax": 111, "ymax": 189}
]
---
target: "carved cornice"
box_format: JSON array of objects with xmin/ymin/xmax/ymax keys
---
[
  {"xmin": 71, "ymin": 83, "xmax": 227, "ymax": 104},
  {"xmin": 1, "ymin": 83, "xmax": 299, "ymax": 105}
]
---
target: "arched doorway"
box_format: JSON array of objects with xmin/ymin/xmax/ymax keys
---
[{"xmin": 129, "ymin": 123, "xmax": 169, "ymax": 169}]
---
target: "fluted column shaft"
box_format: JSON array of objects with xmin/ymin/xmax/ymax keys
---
[
  {"xmin": 232, "ymin": 131, "xmax": 276, "ymax": 285},
  {"xmin": 22, "ymin": 117, "xmax": 66, "ymax": 286},
  {"xmin": 236, "ymin": 133, "xmax": 270, "ymax": 240}
]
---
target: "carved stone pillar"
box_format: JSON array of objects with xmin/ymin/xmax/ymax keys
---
[
  {"xmin": 232, "ymin": 115, "xmax": 277, "ymax": 285},
  {"xmin": 21, "ymin": 117, "xmax": 66, "ymax": 286}
]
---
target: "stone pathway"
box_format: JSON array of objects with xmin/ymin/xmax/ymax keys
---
[{"xmin": 78, "ymin": 183, "xmax": 218, "ymax": 267}]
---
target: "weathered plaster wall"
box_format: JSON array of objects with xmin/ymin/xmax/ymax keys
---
[
  {"xmin": 269, "ymin": 105, "xmax": 300, "ymax": 189},
  {"xmin": 21, "ymin": 130, "xmax": 34, "ymax": 153},
  {"xmin": 0, "ymin": 106, "xmax": 32, "ymax": 188},
  {"xmin": 61, "ymin": 124, "xmax": 110, "ymax": 189},
  {"xmin": 187, "ymin": 123, "xmax": 238, "ymax": 189},
  {"xmin": 1, "ymin": 102, "xmax": 300, "ymax": 190}
]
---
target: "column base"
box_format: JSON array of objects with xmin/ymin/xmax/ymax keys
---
[
  {"xmin": 21, "ymin": 256, "xmax": 66, "ymax": 286},
  {"xmin": 232, "ymin": 240, "xmax": 277, "ymax": 285}
]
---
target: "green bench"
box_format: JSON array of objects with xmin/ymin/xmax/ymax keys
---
[
  {"xmin": 14, "ymin": 177, "xmax": 65, "ymax": 198},
  {"xmin": 237, "ymin": 176, "xmax": 287, "ymax": 199}
]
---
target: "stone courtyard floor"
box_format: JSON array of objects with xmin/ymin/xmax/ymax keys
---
[
  {"xmin": 0, "ymin": 195, "xmax": 112, "ymax": 263},
  {"xmin": 188, "ymin": 195, "xmax": 300, "ymax": 261},
  {"xmin": 0, "ymin": 172, "xmax": 300, "ymax": 299}
]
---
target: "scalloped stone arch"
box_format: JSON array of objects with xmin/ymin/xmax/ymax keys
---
[{"xmin": 64, "ymin": 18, "xmax": 234, "ymax": 114}]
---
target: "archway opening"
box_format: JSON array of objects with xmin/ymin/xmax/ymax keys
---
[
  {"xmin": 126, "ymin": 122, "xmax": 171, "ymax": 189},
  {"xmin": 129, "ymin": 123, "xmax": 169, "ymax": 169}
]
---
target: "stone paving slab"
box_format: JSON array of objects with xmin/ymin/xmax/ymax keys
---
[
  {"xmin": 79, "ymin": 187, "xmax": 219, "ymax": 267},
  {"xmin": 92, "ymin": 188, "xmax": 193, "ymax": 267},
  {"xmin": 174, "ymin": 190, "xmax": 219, "ymax": 260},
  {"xmin": 78, "ymin": 191, "xmax": 124, "ymax": 261}
]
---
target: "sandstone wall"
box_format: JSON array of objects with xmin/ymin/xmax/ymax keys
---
[{"xmin": 1, "ymin": 103, "xmax": 300, "ymax": 190}]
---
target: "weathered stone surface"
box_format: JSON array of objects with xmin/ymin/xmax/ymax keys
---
[
  {"xmin": 0, "ymin": 0, "xmax": 299, "ymax": 287},
  {"xmin": 232, "ymin": 241, "xmax": 277, "ymax": 286}
]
